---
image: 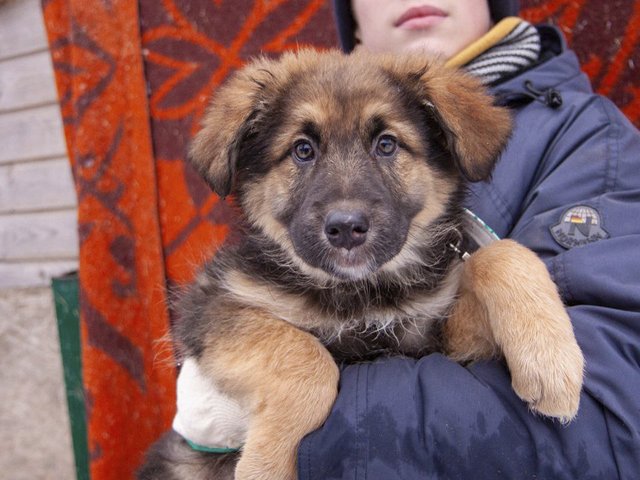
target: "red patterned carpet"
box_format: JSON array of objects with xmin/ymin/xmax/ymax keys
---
[{"xmin": 41, "ymin": 1, "xmax": 639, "ymax": 478}]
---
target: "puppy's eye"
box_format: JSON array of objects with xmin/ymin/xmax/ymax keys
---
[
  {"xmin": 375, "ymin": 135, "xmax": 398, "ymax": 157},
  {"xmin": 292, "ymin": 140, "xmax": 315, "ymax": 163}
]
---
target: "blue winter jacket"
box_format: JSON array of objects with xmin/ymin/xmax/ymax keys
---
[{"xmin": 298, "ymin": 26, "xmax": 640, "ymax": 479}]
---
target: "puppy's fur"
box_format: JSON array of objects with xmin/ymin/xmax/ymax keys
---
[{"xmin": 138, "ymin": 50, "xmax": 584, "ymax": 480}]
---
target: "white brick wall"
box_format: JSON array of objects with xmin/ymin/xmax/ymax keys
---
[{"xmin": 0, "ymin": 0, "xmax": 79, "ymax": 289}]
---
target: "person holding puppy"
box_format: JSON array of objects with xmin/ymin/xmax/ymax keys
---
[
  {"xmin": 293, "ymin": 1, "xmax": 639, "ymax": 478},
  {"xmin": 143, "ymin": 1, "xmax": 640, "ymax": 478}
]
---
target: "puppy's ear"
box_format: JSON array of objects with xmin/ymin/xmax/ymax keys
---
[
  {"xmin": 420, "ymin": 64, "xmax": 512, "ymax": 182},
  {"xmin": 189, "ymin": 57, "xmax": 279, "ymax": 198}
]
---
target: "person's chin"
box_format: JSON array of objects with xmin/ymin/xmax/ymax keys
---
[{"xmin": 403, "ymin": 40, "xmax": 450, "ymax": 61}]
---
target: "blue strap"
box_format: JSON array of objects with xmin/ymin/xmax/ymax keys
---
[{"xmin": 185, "ymin": 438, "xmax": 241, "ymax": 454}]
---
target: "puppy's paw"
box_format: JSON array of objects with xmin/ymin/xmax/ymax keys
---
[
  {"xmin": 467, "ymin": 239, "xmax": 585, "ymax": 422},
  {"xmin": 508, "ymin": 338, "xmax": 584, "ymax": 423}
]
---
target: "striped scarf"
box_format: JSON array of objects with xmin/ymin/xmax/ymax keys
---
[{"xmin": 462, "ymin": 20, "xmax": 541, "ymax": 85}]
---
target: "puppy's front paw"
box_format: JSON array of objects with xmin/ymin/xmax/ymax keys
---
[
  {"xmin": 508, "ymin": 336, "xmax": 584, "ymax": 423},
  {"xmin": 465, "ymin": 239, "xmax": 585, "ymax": 422}
]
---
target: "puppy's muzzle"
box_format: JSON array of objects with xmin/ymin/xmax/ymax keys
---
[{"xmin": 324, "ymin": 210, "xmax": 369, "ymax": 250}]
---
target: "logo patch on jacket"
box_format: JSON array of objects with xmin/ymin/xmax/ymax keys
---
[{"xmin": 550, "ymin": 205, "xmax": 609, "ymax": 249}]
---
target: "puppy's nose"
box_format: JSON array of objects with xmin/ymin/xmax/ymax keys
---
[{"xmin": 324, "ymin": 210, "xmax": 369, "ymax": 250}]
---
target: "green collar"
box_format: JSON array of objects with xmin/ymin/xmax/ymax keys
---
[{"xmin": 185, "ymin": 438, "xmax": 241, "ymax": 454}]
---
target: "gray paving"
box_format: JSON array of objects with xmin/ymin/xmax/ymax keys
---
[{"xmin": 0, "ymin": 287, "xmax": 75, "ymax": 479}]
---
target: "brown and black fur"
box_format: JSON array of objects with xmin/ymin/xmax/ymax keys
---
[{"xmin": 138, "ymin": 50, "xmax": 584, "ymax": 480}]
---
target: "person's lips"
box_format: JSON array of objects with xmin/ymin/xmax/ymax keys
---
[{"xmin": 395, "ymin": 5, "xmax": 447, "ymax": 29}]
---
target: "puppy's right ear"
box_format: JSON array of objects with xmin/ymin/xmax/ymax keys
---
[{"xmin": 189, "ymin": 58, "xmax": 277, "ymax": 198}]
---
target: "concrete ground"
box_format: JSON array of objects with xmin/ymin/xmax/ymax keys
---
[{"xmin": 0, "ymin": 287, "xmax": 75, "ymax": 479}]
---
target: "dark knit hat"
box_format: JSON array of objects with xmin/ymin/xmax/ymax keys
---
[{"xmin": 332, "ymin": 0, "xmax": 521, "ymax": 52}]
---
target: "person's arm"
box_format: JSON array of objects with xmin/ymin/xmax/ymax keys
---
[
  {"xmin": 298, "ymin": 96, "xmax": 640, "ymax": 479},
  {"xmin": 299, "ymin": 355, "xmax": 617, "ymax": 479}
]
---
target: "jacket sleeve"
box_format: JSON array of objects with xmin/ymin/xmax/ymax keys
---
[
  {"xmin": 298, "ymin": 95, "xmax": 640, "ymax": 479},
  {"xmin": 298, "ymin": 356, "xmax": 617, "ymax": 480}
]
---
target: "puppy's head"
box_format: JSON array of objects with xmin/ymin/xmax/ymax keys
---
[{"xmin": 190, "ymin": 50, "xmax": 511, "ymax": 281}]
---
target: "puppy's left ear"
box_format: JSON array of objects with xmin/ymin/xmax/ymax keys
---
[
  {"xmin": 189, "ymin": 57, "xmax": 279, "ymax": 198},
  {"xmin": 420, "ymin": 64, "xmax": 512, "ymax": 182}
]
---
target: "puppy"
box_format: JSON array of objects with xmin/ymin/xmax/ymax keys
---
[{"xmin": 138, "ymin": 49, "xmax": 584, "ymax": 480}]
